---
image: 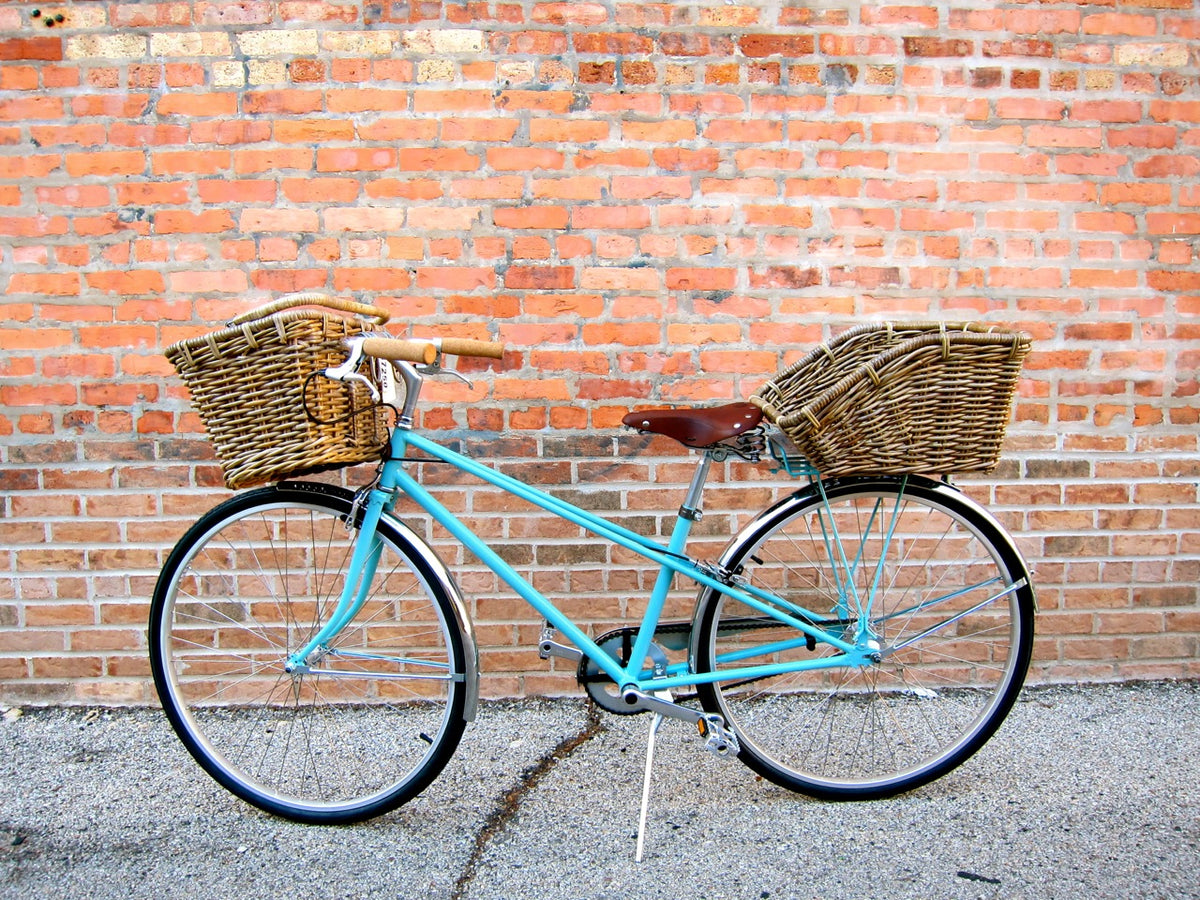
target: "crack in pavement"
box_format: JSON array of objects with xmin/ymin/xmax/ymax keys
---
[{"xmin": 451, "ymin": 702, "xmax": 604, "ymax": 900}]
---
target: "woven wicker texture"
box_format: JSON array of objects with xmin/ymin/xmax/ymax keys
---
[
  {"xmin": 165, "ymin": 294, "xmax": 391, "ymax": 489},
  {"xmin": 752, "ymin": 322, "xmax": 1031, "ymax": 476}
]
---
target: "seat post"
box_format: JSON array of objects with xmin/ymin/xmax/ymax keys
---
[{"xmin": 679, "ymin": 451, "xmax": 714, "ymax": 521}]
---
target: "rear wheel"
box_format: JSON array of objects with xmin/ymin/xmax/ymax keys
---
[
  {"xmin": 695, "ymin": 477, "xmax": 1034, "ymax": 799},
  {"xmin": 149, "ymin": 484, "xmax": 468, "ymax": 823}
]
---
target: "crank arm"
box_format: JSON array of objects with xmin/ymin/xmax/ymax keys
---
[{"xmin": 620, "ymin": 689, "xmax": 740, "ymax": 757}]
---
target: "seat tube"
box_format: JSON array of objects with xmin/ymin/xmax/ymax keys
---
[{"xmin": 624, "ymin": 451, "xmax": 713, "ymax": 682}]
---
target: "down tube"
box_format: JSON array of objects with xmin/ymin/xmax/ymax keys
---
[{"xmin": 389, "ymin": 468, "xmax": 629, "ymax": 686}]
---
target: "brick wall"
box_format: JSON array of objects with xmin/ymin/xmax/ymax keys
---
[{"xmin": 1, "ymin": 0, "xmax": 1197, "ymax": 704}]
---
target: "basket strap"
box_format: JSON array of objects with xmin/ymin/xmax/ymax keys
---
[{"xmin": 226, "ymin": 292, "xmax": 390, "ymax": 326}]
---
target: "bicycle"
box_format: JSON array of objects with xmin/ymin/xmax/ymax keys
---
[{"xmin": 149, "ymin": 315, "xmax": 1036, "ymax": 841}]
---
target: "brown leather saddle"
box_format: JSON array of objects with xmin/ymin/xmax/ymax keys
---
[{"xmin": 621, "ymin": 402, "xmax": 763, "ymax": 449}]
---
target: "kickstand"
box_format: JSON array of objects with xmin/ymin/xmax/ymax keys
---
[{"xmin": 635, "ymin": 711, "xmax": 665, "ymax": 863}]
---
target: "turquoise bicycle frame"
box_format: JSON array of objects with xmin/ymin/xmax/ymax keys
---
[{"xmin": 288, "ymin": 424, "xmax": 875, "ymax": 694}]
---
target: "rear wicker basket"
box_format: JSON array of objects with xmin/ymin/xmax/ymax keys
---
[
  {"xmin": 165, "ymin": 294, "xmax": 391, "ymax": 490},
  {"xmin": 752, "ymin": 322, "xmax": 1031, "ymax": 476}
]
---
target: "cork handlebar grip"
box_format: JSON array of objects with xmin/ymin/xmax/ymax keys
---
[
  {"xmin": 437, "ymin": 337, "xmax": 505, "ymax": 360},
  {"xmin": 360, "ymin": 337, "xmax": 437, "ymax": 365}
]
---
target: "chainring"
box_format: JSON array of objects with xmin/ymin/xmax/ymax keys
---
[{"xmin": 576, "ymin": 628, "xmax": 672, "ymax": 715}]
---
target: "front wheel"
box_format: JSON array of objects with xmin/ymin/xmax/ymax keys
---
[
  {"xmin": 694, "ymin": 476, "xmax": 1035, "ymax": 800},
  {"xmin": 149, "ymin": 484, "xmax": 469, "ymax": 824}
]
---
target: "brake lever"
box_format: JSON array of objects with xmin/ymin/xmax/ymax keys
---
[
  {"xmin": 325, "ymin": 336, "xmax": 366, "ymax": 381},
  {"xmin": 324, "ymin": 336, "xmax": 382, "ymax": 401},
  {"xmin": 340, "ymin": 371, "xmax": 381, "ymax": 402},
  {"xmin": 416, "ymin": 340, "xmax": 474, "ymax": 389},
  {"xmin": 435, "ymin": 367, "xmax": 474, "ymax": 390}
]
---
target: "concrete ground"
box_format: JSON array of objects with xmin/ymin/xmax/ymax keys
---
[{"xmin": 1, "ymin": 681, "xmax": 1197, "ymax": 900}]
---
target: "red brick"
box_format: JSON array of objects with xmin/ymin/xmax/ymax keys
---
[
  {"xmin": 326, "ymin": 88, "xmax": 407, "ymax": 112},
  {"xmin": 358, "ymin": 119, "xmax": 440, "ymax": 143},
  {"xmin": 505, "ymin": 266, "xmax": 575, "ymax": 290},
  {"xmin": 65, "ymin": 151, "xmax": 145, "ymax": 177},
  {"xmin": 451, "ymin": 177, "xmax": 523, "ymax": 200},
  {"xmin": 442, "ymin": 118, "xmax": 520, "ymax": 143},
  {"xmin": 1028, "ymin": 125, "xmax": 1102, "ymax": 148},
  {"xmin": 494, "ymin": 206, "xmax": 569, "ymax": 230},
  {"xmin": 1143, "ymin": 215, "xmax": 1200, "ymax": 239},
  {"xmin": 1136, "ymin": 155, "xmax": 1200, "ymax": 178},
  {"xmin": 666, "ymin": 267, "xmax": 736, "ymax": 291},
  {"xmin": 416, "ymin": 267, "xmax": 496, "ymax": 290},
  {"xmin": 151, "ymin": 150, "xmax": 232, "ymax": 176},
  {"xmin": 484, "ymin": 148, "xmax": 564, "ymax": 170},
  {"xmin": 1110, "ymin": 126, "xmax": 1177, "ymax": 150},
  {"xmin": 368, "ymin": 179, "xmax": 443, "ymax": 201},
  {"xmin": 273, "ymin": 118, "xmax": 355, "ymax": 143},
  {"xmin": 0, "ymin": 38, "xmax": 64, "ymax": 61},
  {"xmin": 332, "ymin": 268, "xmax": 412, "ymax": 291},
  {"xmin": 1071, "ymin": 100, "xmax": 1142, "ymax": 123},
  {"xmin": 316, "ymin": 147, "xmax": 397, "ymax": 172},
  {"xmin": 155, "ymin": 92, "xmax": 236, "ymax": 117},
  {"xmin": 281, "ymin": 177, "xmax": 360, "ymax": 203},
  {"xmin": 1084, "ymin": 13, "xmax": 1158, "ymax": 36},
  {"xmin": 84, "ymin": 271, "xmax": 165, "ymax": 295},
  {"xmin": 614, "ymin": 174, "xmax": 691, "ymax": 199},
  {"xmin": 579, "ymin": 266, "xmax": 659, "ymax": 291},
  {"xmin": 863, "ymin": 6, "xmax": 939, "ymax": 27},
  {"xmin": 2, "ymin": 67, "xmax": 40, "ymax": 92},
  {"xmin": 497, "ymin": 89, "xmax": 574, "ymax": 113},
  {"xmin": 398, "ymin": 147, "xmax": 481, "ymax": 171},
  {"xmin": 703, "ymin": 119, "xmax": 783, "ymax": 143},
  {"xmin": 35, "ymin": 185, "xmax": 111, "ymax": 209},
  {"xmin": 530, "ymin": 119, "xmax": 608, "ymax": 143},
  {"xmin": 571, "ymin": 206, "xmax": 651, "ymax": 230},
  {"xmin": 7, "ymin": 273, "xmax": 80, "ymax": 296},
  {"xmin": 738, "ymin": 34, "xmax": 815, "ymax": 58},
  {"xmin": 904, "ymin": 36, "xmax": 973, "ymax": 57},
  {"xmin": 155, "ymin": 210, "xmax": 236, "ymax": 233}
]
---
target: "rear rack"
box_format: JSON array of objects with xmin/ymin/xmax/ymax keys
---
[{"xmin": 767, "ymin": 430, "xmax": 820, "ymax": 479}]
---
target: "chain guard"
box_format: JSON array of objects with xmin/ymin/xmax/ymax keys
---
[{"xmin": 577, "ymin": 628, "xmax": 673, "ymax": 715}]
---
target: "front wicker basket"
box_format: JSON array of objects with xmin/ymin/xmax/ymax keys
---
[
  {"xmin": 165, "ymin": 294, "xmax": 391, "ymax": 490},
  {"xmin": 752, "ymin": 322, "xmax": 1031, "ymax": 476}
]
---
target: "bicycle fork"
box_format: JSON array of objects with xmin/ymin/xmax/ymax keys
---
[{"xmin": 285, "ymin": 486, "xmax": 391, "ymax": 673}]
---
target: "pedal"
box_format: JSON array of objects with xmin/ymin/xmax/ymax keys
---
[
  {"xmin": 696, "ymin": 713, "xmax": 740, "ymax": 758},
  {"xmin": 538, "ymin": 624, "xmax": 582, "ymax": 663}
]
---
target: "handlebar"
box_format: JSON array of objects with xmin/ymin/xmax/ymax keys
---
[{"xmin": 361, "ymin": 336, "xmax": 504, "ymax": 363}]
